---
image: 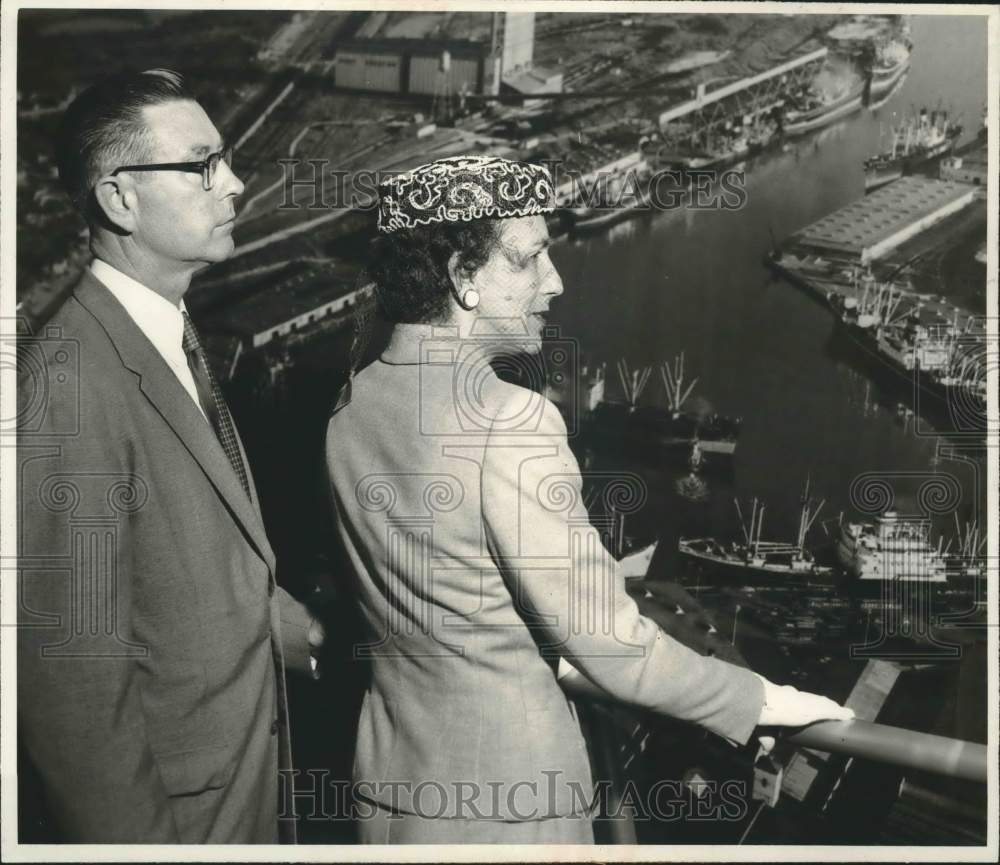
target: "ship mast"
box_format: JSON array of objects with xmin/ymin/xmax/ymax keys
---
[
  {"xmin": 796, "ymin": 476, "xmax": 826, "ymax": 552},
  {"xmin": 734, "ymin": 497, "xmax": 752, "ymax": 547},
  {"xmin": 659, "ymin": 352, "xmax": 698, "ymax": 415},
  {"xmin": 883, "ymin": 282, "xmax": 908, "ymax": 326},
  {"xmin": 954, "ymin": 512, "xmax": 984, "ymax": 559},
  {"xmin": 617, "ymin": 360, "xmax": 651, "ymax": 408}
]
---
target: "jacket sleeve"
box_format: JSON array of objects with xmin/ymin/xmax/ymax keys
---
[
  {"xmin": 275, "ymin": 587, "xmax": 316, "ymax": 677},
  {"xmin": 16, "ymin": 360, "xmax": 180, "ymax": 842},
  {"xmin": 481, "ymin": 392, "xmax": 764, "ymax": 745}
]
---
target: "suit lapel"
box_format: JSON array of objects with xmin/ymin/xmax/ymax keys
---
[{"xmin": 74, "ymin": 271, "xmax": 275, "ymax": 572}]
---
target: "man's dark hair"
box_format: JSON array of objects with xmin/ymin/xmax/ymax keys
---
[
  {"xmin": 55, "ymin": 68, "xmax": 192, "ymax": 218},
  {"xmin": 367, "ymin": 219, "xmax": 500, "ymax": 324}
]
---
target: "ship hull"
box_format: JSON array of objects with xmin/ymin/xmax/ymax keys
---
[
  {"xmin": 863, "ymin": 132, "xmax": 961, "ymax": 192},
  {"xmin": 583, "ymin": 404, "xmax": 740, "ymax": 465},
  {"xmin": 839, "ymin": 320, "xmax": 986, "ymax": 427},
  {"xmin": 864, "ymin": 164, "xmax": 904, "ymax": 192},
  {"xmin": 867, "ymin": 71, "xmax": 908, "ymax": 112},
  {"xmin": 782, "ymin": 85, "xmax": 866, "ymax": 137},
  {"xmin": 570, "ymin": 185, "xmax": 653, "ymax": 235},
  {"xmin": 867, "ymin": 55, "xmax": 911, "ymax": 101},
  {"xmin": 679, "ymin": 539, "xmax": 835, "ymax": 585}
]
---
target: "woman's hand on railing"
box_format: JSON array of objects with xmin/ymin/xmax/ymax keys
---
[
  {"xmin": 754, "ymin": 672, "xmax": 855, "ymax": 727},
  {"xmin": 617, "ymin": 541, "xmax": 658, "ymax": 579}
]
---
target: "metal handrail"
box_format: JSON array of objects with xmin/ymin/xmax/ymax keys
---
[
  {"xmin": 622, "ymin": 578, "xmax": 988, "ymax": 786},
  {"xmin": 781, "ymin": 718, "xmax": 987, "ymax": 783}
]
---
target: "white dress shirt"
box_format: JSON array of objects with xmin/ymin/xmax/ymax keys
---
[{"xmin": 90, "ymin": 259, "xmax": 207, "ymax": 421}]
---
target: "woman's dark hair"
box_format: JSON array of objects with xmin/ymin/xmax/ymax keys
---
[{"xmin": 366, "ymin": 218, "xmax": 500, "ymax": 323}]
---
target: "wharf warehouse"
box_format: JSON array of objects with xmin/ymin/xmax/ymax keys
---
[
  {"xmin": 791, "ymin": 176, "xmax": 978, "ymax": 264},
  {"xmin": 333, "ymin": 37, "xmax": 495, "ymax": 95},
  {"xmin": 330, "ymin": 13, "xmax": 561, "ymax": 98}
]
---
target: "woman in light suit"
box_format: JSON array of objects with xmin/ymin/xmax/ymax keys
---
[{"xmin": 325, "ymin": 156, "xmax": 853, "ymax": 843}]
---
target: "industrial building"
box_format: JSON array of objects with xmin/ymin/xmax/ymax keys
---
[
  {"xmin": 498, "ymin": 12, "xmax": 563, "ymax": 99},
  {"xmin": 201, "ymin": 263, "xmax": 374, "ymax": 351},
  {"xmin": 334, "ymin": 37, "xmax": 494, "ymax": 96},
  {"xmin": 792, "ymin": 176, "xmax": 978, "ymax": 263},
  {"xmin": 331, "ymin": 12, "xmax": 561, "ymax": 100},
  {"xmin": 940, "ymin": 149, "xmax": 987, "ymax": 186},
  {"xmin": 248, "ymin": 282, "xmax": 375, "ymax": 348}
]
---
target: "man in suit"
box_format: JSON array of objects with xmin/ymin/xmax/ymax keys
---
[
  {"xmin": 17, "ymin": 69, "xmax": 323, "ymax": 843},
  {"xmin": 325, "ymin": 156, "xmax": 854, "ymax": 842}
]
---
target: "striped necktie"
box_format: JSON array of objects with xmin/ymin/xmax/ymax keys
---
[{"xmin": 181, "ymin": 311, "xmax": 251, "ymax": 499}]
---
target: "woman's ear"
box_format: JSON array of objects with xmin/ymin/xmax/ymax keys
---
[
  {"xmin": 446, "ymin": 251, "xmax": 481, "ymax": 312},
  {"xmin": 446, "ymin": 251, "xmax": 468, "ymax": 296}
]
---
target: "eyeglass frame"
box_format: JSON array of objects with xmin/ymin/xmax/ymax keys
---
[{"xmin": 109, "ymin": 145, "xmax": 234, "ymax": 191}]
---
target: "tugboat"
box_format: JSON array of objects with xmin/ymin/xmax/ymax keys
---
[
  {"xmin": 581, "ymin": 355, "xmax": 741, "ymax": 469},
  {"xmin": 836, "ymin": 511, "xmax": 948, "ymax": 582},
  {"xmin": 678, "ymin": 480, "xmax": 835, "ymax": 581},
  {"xmin": 864, "ymin": 108, "xmax": 963, "ymax": 192}
]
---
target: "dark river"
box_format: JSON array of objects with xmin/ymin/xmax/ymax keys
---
[{"xmin": 546, "ymin": 13, "xmax": 988, "ymax": 551}]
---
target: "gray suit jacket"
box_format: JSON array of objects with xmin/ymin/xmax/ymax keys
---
[
  {"xmin": 325, "ymin": 324, "xmax": 764, "ymax": 821},
  {"xmin": 17, "ymin": 271, "xmax": 314, "ymax": 843}
]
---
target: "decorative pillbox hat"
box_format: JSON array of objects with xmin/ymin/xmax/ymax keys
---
[{"xmin": 376, "ymin": 155, "xmax": 556, "ymax": 234}]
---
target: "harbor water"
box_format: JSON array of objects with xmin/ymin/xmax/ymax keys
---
[{"xmin": 546, "ymin": 13, "xmax": 988, "ymax": 551}]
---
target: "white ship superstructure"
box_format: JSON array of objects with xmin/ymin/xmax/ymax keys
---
[{"xmin": 837, "ymin": 512, "xmax": 948, "ymax": 582}]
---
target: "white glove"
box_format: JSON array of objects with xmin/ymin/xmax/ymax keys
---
[
  {"xmin": 754, "ymin": 673, "xmax": 855, "ymax": 727},
  {"xmin": 617, "ymin": 541, "xmax": 658, "ymax": 579}
]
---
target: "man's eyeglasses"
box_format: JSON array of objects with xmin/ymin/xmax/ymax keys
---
[{"xmin": 110, "ymin": 146, "xmax": 234, "ymax": 191}]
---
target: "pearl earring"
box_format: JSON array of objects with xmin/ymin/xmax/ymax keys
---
[{"xmin": 461, "ymin": 289, "xmax": 480, "ymax": 310}]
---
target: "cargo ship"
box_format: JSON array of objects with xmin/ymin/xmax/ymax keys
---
[
  {"xmin": 866, "ymin": 69, "xmax": 909, "ymax": 113},
  {"xmin": 836, "ymin": 512, "xmax": 948, "ymax": 582},
  {"xmin": 864, "ymin": 108, "xmax": 962, "ymax": 192},
  {"xmin": 649, "ymin": 105, "xmax": 785, "ymax": 176},
  {"xmin": 781, "ymin": 74, "xmax": 867, "ymax": 137},
  {"xmin": 568, "ymin": 170, "xmax": 654, "ymax": 235},
  {"xmin": 826, "ymin": 13, "xmax": 912, "ymax": 102},
  {"xmin": 581, "ymin": 356, "xmax": 741, "ymax": 468},
  {"xmin": 653, "ymin": 128, "xmax": 751, "ymax": 173},
  {"xmin": 679, "ymin": 481, "xmax": 834, "ymax": 582},
  {"xmin": 864, "ymin": 34, "xmax": 912, "ymax": 104},
  {"xmin": 833, "ymin": 279, "xmax": 986, "ymax": 417}
]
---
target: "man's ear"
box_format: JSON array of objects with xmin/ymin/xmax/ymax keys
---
[{"xmin": 92, "ymin": 174, "xmax": 138, "ymax": 233}]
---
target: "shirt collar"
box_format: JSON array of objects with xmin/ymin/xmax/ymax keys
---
[{"xmin": 90, "ymin": 258, "xmax": 189, "ymax": 363}]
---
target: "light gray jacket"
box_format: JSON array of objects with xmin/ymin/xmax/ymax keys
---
[{"xmin": 326, "ymin": 323, "xmax": 764, "ymax": 820}]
